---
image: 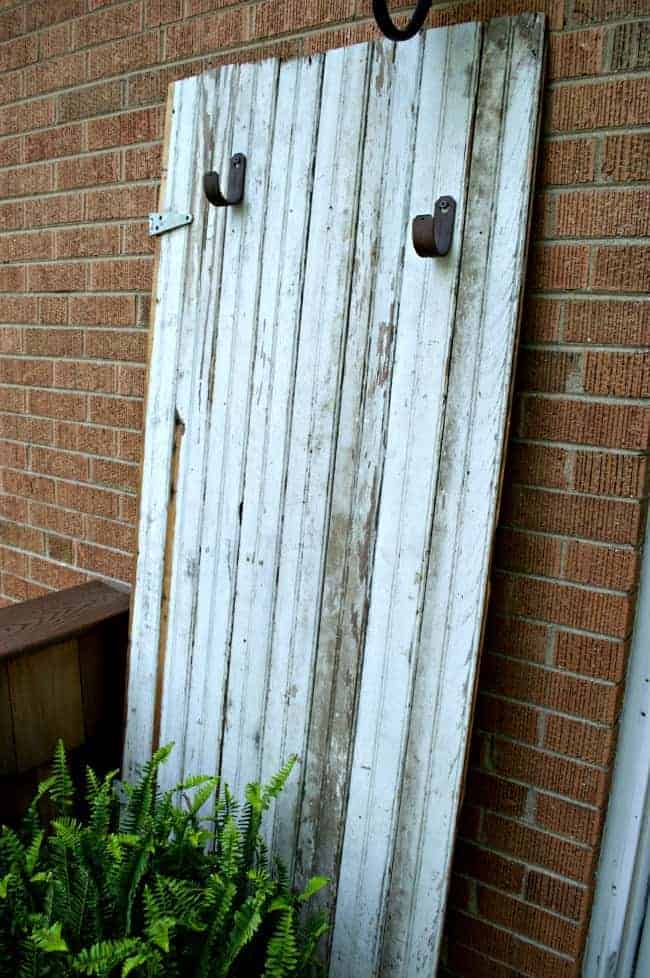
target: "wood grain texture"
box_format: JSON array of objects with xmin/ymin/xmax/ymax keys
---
[
  {"xmin": 123, "ymin": 74, "xmax": 201, "ymax": 780},
  {"xmin": 125, "ymin": 16, "xmax": 544, "ymax": 973},
  {"xmin": 378, "ymin": 16, "xmax": 545, "ymax": 974},
  {"xmin": 220, "ymin": 52, "xmax": 327, "ymax": 820},
  {"xmin": 0, "ymin": 580, "xmax": 129, "ymax": 661},
  {"xmin": 8, "ymin": 640, "xmax": 84, "ymax": 772},
  {"xmin": 329, "ymin": 23, "xmax": 481, "ymax": 975},
  {"xmin": 251, "ymin": 43, "xmax": 372, "ymax": 871},
  {"xmin": 295, "ymin": 36, "xmax": 409, "ymax": 899},
  {"xmin": 0, "ymin": 586, "xmax": 129, "ymax": 822},
  {"xmin": 0, "ymin": 664, "xmax": 15, "ymax": 776},
  {"xmin": 174, "ymin": 59, "xmax": 282, "ymax": 790}
]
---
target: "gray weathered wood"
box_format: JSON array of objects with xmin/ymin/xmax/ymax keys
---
[
  {"xmin": 125, "ymin": 17, "xmax": 544, "ymax": 973},
  {"xmin": 124, "ymin": 74, "xmax": 202, "ymax": 780},
  {"xmin": 377, "ymin": 17, "xmax": 545, "ymax": 973}
]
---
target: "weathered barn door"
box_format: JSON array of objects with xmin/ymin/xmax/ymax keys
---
[{"xmin": 125, "ymin": 15, "xmax": 544, "ymax": 975}]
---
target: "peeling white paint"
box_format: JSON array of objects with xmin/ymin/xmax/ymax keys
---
[{"xmin": 125, "ymin": 16, "xmax": 544, "ymax": 975}]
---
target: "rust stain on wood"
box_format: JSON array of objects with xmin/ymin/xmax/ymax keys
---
[{"xmin": 152, "ymin": 411, "xmax": 185, "ymax": 752}]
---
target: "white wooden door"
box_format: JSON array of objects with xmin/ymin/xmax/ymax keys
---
[{"xmin": 125, "ymin": 15, "xmax": 544, "ymax": 975}]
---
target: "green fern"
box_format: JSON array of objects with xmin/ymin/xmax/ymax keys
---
[
  {"xmin": 73, "ymin": 936, "xmax": 143, "ymax": 974},
  {"xmin": 212, "ymin": 869, "xmax": 272, "ymax": 977},
  {"xmin": 50, "ymin": 740, "xmax": 75, "ymax": 816},
  {"xmin": 263, "ymin": 908, "xmax": 298, "ymax": 978},
  {"xmin": 0, "ymin": 741, "xmax": 329, "ymax": 978}
]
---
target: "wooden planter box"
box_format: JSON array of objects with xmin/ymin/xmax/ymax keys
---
[{"xmin": 0, "ymin": 581, "xmax": 130, "ymax": 823}]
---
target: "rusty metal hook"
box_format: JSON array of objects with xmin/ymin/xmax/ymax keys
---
[
  {"xmin": 204, "ymin": 153, "xmax": 246, "ymax": 206},
  {"xmin": 372, "ymin": 0, "xmax": 432, "ymax": 41},
  {"xmin": 412, "ymin": 196, "xmax": 456, "ymax": 258}
]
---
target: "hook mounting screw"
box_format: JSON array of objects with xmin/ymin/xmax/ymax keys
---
[{"xmin": 204, "ymin": 153, "xmax": 247, "ymax": 207}]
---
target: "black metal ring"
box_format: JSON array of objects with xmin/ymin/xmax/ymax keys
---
[{"xmin": 372, "ymin": 0, "xmax": 432, "ymax": 41}]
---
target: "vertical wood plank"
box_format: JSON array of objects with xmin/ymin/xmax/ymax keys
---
[
  {"xmin": 78, "ymin": 627, "xmax": 105, "ymax": 741},
  {"xmin": 328, "ymin": 23, "xmax": 481, "ymax": 976},
  {"xmin": 217, "ymin": 54, "xmax": 324, "ymax": 810},
  {"xmin": 124, "ymin": 76, "xmax": 201, "ymax": 781},
  {"xmin": 154, "ymin": 64, "xmax": 237, "ymax": 791},
  {"xmin": 9, "ymin": 641, "xmax": 84, "ymax": 772},
  {"xmin": 380, "ymin": 15, "xmax": 545, "ymax": 975},
  {"xmin": 253, "ymin": 42, "xmax": 372, "ymax": 862},
  {"xmin": 0, "ymin": 663, "xmax": 16, "ymax": 776},
  {"xmin": 169, "ymin": 59, "xmax": 281, "ymax": 790},
  {"xmin": 296, "ymin": 32, "xmax": 426, "ymax": 902}
]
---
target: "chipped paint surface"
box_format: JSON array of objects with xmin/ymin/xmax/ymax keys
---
[{"xmin": 125, "ymin": 15, "xmax": 544, "ymax": 975}]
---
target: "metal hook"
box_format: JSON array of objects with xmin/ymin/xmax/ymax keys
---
[
  {"xmin": 412, "ymin": 196, "xmax": 456, "ymax": 258},
  {"xmin": 372, "ymin": 0, "xmax": 433, "ymax": 41},
  {"xmin": 204, "ymin": 153, "xmax": 247, "ymax": 207}
]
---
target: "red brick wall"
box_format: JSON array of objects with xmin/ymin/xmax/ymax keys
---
[{"xmin": 0, "ymin": 1, "xmax": 648, "ymax": 975}]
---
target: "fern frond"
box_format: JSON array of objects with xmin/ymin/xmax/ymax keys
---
[
  {"xmin": 17, "ymin": 937, "xmax": 40, "ymax": 978},
  {"xmin": 0, "ymin": 827, "xmax": 26, "ymax": 871},
  {"xmin": 50, "ymin": 740, "xmax": 75, "ymax": 816},
  {"xmin": 153, "ymin": 876, "xmax": 203, "ymax": 931},
  {"xmin": 219, "ymin": 817, "xmax": 242, "ymax": 883},
  {"xmin": 184, "ymin": 778, "xmax": 219, "ymax": 820},
  {"xmin": 24, "ymin": 831, "xmax": 44, "ymax": 877},
  {"xmin": 19, "ymin": 778, "xmax": 54, "ymax": 843},
  {"xmin": 121, "ymin": 744, "xmax": 173, "ymax": 836},
  {"xmin": 86, "ymin": 768, "xmax": 119, "ymax": 838},
  {"xmin": 0, "ymin": 746, "xmax": 328, "ymax": 978},
  {"xmin": 297, "ymin": 877, "xmax": 328, "ymax": 904},
  {"xmin": 72, "ymin": 937, "xmax": 142, "ymax": 974},
  {"xmin": 31, "ymin": 920, "xmax": 68, "ymax": 953},
  {"xmin": 263, "ymin": 908, "xmax": 298, "ymax": 978},
  {"xmin": 262, "ymin": 757, "xmax": 297, "ymax": 808},
  {"xmin": 296, "ymin": 912, "xmax": 329, "ymax": 974},
  {"xmin": 212, "ymin": 871, "xmax": 272, "ymax": 978},
  {"xmin": 192, "ymin": 876, "xmax": 237, "ymax": 978},
  {"xmin": 121, "ymin": 835, "xmax": 154, "ymax": 935}
]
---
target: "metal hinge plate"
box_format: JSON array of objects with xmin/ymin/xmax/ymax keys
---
[{"xmin": 148, "ymin": 211, "xmax": 193, "ymax": 236}]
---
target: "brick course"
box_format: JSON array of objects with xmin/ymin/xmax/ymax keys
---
[{"xmin": 0, "ymin": 2, "xmax": 648, "ymax": 977}]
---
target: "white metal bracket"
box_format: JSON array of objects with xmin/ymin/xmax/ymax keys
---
[{"xmin": 148, "ymin": 212, "xmax": 193, "ymax": 236}]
